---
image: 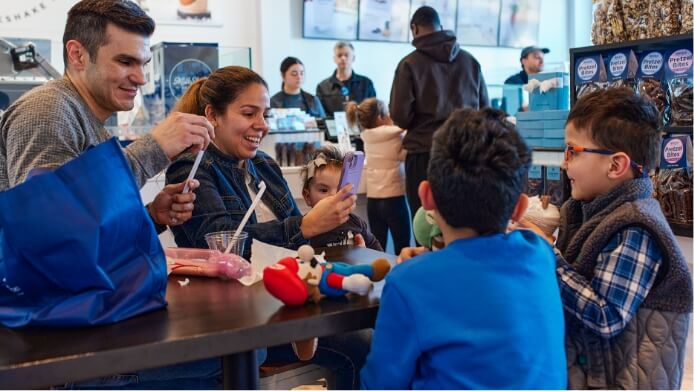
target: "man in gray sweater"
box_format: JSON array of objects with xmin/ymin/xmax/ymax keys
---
[{"xmin": 0, "ymin": 0, "xmax": 215, "ymax": 229}]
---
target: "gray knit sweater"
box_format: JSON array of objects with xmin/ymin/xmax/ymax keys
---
[{"xmin": 0, "ymin": 78, "xmax": 169, "ymax": 190}]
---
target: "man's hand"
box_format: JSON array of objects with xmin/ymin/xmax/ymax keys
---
[
  {"xmin": 150, "ymin": 112, "xmax": 215, "ymax": 159},
  {"xmin": 148, "ymin": 179, "xmax": 199, "ymax": 227},
  {"xmin": 396, "ymin": 246, "xmax": 429, "ymax": 264},
  {"xmin": 300, "ymin": 185, "xmax": 356, "ymax": 238}
]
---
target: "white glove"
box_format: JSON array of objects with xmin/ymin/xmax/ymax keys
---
[
  {"xmin": 523, "ymin": 79, "xmax": 541, "ymax": 93},
  {"xmin": 539, "ymin": 78, "xmax": 560, "ymax": 93},
  {"xmin": 342, "ymin": 274, "xmax": 372, "ymax": 296}
]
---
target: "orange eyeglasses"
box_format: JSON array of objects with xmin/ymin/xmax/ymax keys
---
[{"xmin": 564, "ymin": 144, "xmax": 646, "ymax": 177}]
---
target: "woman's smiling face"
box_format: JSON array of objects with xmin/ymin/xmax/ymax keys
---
[{"xmin": 211, "ymin": 83, "xmax": 271, "ymax": 160}]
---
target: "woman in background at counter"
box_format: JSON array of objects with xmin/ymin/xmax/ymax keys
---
[
  {"xmin": 270, "ymin": 56, "xmax": 326, "ymax": 118},
  {"xmin": 166, "ymin": 66, "xmax": 370, "ymax": 390}
]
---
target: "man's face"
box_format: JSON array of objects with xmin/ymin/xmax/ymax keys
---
[
  {"xmin": 522, "ymin": 51, "xmax": 544, "ymax": 74},
  {"xmin": 82, "ymin": 23, "xmax": 151, "ymax": 118},
  {"xmin": 333, "ymin": 46, "xmax": 354, "ymax": 72}
]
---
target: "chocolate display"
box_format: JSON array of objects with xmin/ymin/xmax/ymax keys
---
[
  {"xmin": 577, "ymin": 82, "xmax": 603, "ymax": 100},
  {"xmin": 682, "ymin": 0, "xmax": 693, "ymax": 33},
  {"xmin": 657, "ymin": 168, "xmax": 693, "ymax": 224},
  {"xmin": 524, "ymin": 165, "xmax": 544, "ymax": 198},
  {"xmin": 647, "ymin": 0, "xmax": 681, "ymax": 38},
  {"xmin": 669, "ymin": 80, "xmax": 693, "ymax": 126},
  {"xmin": 638, "ymin": 78, "xmax": 668, "ymax": 116}
]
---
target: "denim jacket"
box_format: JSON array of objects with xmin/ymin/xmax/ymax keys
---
[{"xmin": 166, "ymin": 144, "xmax": 307, "ymax": 258}]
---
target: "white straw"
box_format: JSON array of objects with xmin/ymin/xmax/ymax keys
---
[
  {"xmin": 225, "ymin": 181, "xmax": 266, "ymax": 254},
  {"xmin": 182, "ymin": 150, "xmax": 205, "ymax": 194}
]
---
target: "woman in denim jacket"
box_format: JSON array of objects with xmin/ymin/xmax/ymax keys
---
[
  {"xmin": 166, "ymin": 66, "xmax": 355, "ymax": 258},
  {"xmin": 166, "ymin": 66, "xmax": 369, "ymax": 389}
]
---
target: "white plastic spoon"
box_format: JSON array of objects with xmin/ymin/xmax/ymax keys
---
[{"xmin": 225, "ymin": 181, "xmax": 267, "ymax": 254}]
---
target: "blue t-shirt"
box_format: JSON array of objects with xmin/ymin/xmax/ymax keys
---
[{"xmin": 361, "ymin": 230, "xmax": 567, "ymax": 389}]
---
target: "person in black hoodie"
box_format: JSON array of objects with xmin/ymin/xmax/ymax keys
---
[{"xmin": 390, "ymin": 6, "xmax": 489, "ymax": 218}]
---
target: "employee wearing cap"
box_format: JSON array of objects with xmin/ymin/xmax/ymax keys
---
[{"xmin": 504, "ymin": 46, "xmax": 549, "ymax": 85}]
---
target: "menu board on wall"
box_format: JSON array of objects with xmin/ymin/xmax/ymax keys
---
[
  {"xmin": 498, "ymin": 0, "xmax": 541, "ymax": 47},
  {"xmin": 138, "ymin": 0, "xmax": 221, "ymax": 26},
  {"xmin": 358, "ymin": 0, "xmax": 411, "ymax": 42},
  {"xmin": 456, "ymin": 0, "xmax": 500, "ymax": 46},
  {"xmin": 409, "ymin": 0, "xmax": 458, "ymax": 32},
  {"xmin": 303, "ymin": 0, "xmax": 359, "ymax": 40}
]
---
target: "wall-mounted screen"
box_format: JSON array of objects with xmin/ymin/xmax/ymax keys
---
[
  {"xmin": 410, "ymin": 0, "xmax": 458, "ymax": 34},
  {"xmin": 455, "ymin": 0, "xmax": 500, "ymax": 46},
  {"xmin": 303, "ymin": 0, "xmax": 359, "ymax": 40},
  {"xmin": 358, "ymin": 0, "xmax": 411, "ymax": 42},
  {"xmin": 498, "ymin": 0, "xmax": 541, "ymax": 47}
]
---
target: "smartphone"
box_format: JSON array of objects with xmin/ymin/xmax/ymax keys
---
[{"xmin": 338, "ymin": 151, "xmax": 365, "ymax": 197}]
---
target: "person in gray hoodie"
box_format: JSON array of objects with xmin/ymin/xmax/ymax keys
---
[{"xmin": 390, "ymin": 6, "xmax": 489, "ymax": 219}]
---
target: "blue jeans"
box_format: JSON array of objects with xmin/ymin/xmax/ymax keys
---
[
  {"xmin": 266, "ymin": 329, "xmax": 373, "ymax": 390},
  {"xmin": 58, "ymin": 349, "xmax": 268, "ymax": 389}
]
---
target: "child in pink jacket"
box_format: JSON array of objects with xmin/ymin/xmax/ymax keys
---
[{"xmin": 346, "ymin": 98, "xmax": 411, "ymax": 255}]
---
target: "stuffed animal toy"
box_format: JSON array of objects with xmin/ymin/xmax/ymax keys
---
[
  {"xmin": 413, "ymin": 207, "xmax": 444, "ymax": 250},
  {"xmin": 263, "ymin": 245, "xmax": 391, "ymax": 306},
  {"xmin": 263, "ymin": 245, "xmax": 390, "ymax": 361}
]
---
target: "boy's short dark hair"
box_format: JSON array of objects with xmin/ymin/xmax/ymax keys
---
[
  {"xmin": 567, "ymin": 87, "xmax": 661, "ymax": 170},
  {"xmin": 63, "ymin": 0, "xmax": 155, "ymax": 66},
  {"xmin": 428, "ymin": 108, "xmax": 531, "ymax": 234}
]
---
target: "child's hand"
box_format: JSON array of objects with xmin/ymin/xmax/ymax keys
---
[
  {"xmin": 397, "ymin": 246, "xmax": 429, "ymax": 264},
  {"xmin": 354, "ymin": 233, "xmax": 366, "ymax": 247},
  {"xmin": 516, "ymin": 219, "xmax": 555, "ymax": 245},
  {"xmin": 300, "ymin": 185, "xmax": 356, "ymax": 238}
]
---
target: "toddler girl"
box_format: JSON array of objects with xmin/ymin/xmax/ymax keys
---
[
  {"xmin": 345, "ymin": 98, "xmax": 411, "ymax": 255},
  {"xmin": 300, "ymin": 144, "xmax": 382, "ymax": 250}
]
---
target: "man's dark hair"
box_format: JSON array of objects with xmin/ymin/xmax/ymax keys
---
[
  {"xmin": 63, "ymin": 0, "xmax": 155, "ymax": 66},
  {"xmin": 428, "ymin": 108, "xmax": 531, "ymax": 234},
  {"xmin": 567, "ymin": 87, "xmax": 661, "ymax": 171},
  {"xmin": 410, "ymin": 6, "xmax": 441, "ymax": 29}
]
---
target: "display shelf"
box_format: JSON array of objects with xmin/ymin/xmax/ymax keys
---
[
  {"xmin": 665, "ymin": 126, "xmax": 693, "ymax": 135},
  {"xmin": 669, "ymin": 221, "xmax": 693, "ymax": 237},
  {"xmin": 569, "ymin": 33, "xmax": 693, "ymax": 105},
  {"xmin": 531, "ymin": 149, "xmax": 564, "ymax": 167}
]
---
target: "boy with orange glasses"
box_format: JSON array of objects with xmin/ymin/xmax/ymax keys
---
[{"xmin": 533, "ymin": 87, "xmax": 692, "ymax": 389}]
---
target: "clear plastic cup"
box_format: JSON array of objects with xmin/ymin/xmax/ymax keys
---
[{"xmin": 204, "ymin": 230, "xmax": 249, "ymax": 255}]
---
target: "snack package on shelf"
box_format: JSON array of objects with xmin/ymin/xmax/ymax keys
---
[
  {"xmin": 592, "ymin": 0, "xmax": 625, "ymax": 44},
  {"xmin": 620, "ymin": 0, "xmax": 649, "ymax": 41},
  {"xmin": 592, "ymin": 0, "xmax": 609, "ymax": 45},
  {"xmin": 647, "ymin": 0, "xmax": 681, "ymax": 38},
  {"xmin": 606, "ymin": 0, "xmax": 627, "ymax": 42},
  {"xmin": 575, "ymin": 54, "xmax": 607, "ymax": 100},
  {"xmin": 656, "ymin": 135, "xmax": 693, "ymax": 225},
  {"xmin": 606, "ymin": 49, "xmax": 638, "ymax": 91},
  {"xmin": 544, "ymin": 166, "xmax": 564, "ymax": 207},
  {"xmin": 524, "ymin": 165, "xmax": 544, "ymax": 198},
  {"xmin": 665, "ymin": 48, "xmax": 693, "ymax": 127},
  {"xmin": 681, "ymin": 0, "xmax": 693, "ymax": 34},
  {"xmin": 637, "ymin": 50, "xmax": 668, "ymax": 123}
]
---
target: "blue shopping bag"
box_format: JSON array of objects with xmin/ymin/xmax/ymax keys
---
[{"xmin": 0, "ymin": 138, "xmax": 167, "ymax": 327}]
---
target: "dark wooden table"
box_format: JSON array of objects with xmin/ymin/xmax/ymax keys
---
[{"xmin": 0, "ymin": 246, "xmax": 395, "ymax": 389}]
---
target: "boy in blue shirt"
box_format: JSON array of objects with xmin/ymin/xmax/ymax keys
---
[{"xmin": 360, "ymin": 108, "xmax": 567, "ymax": 389}]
